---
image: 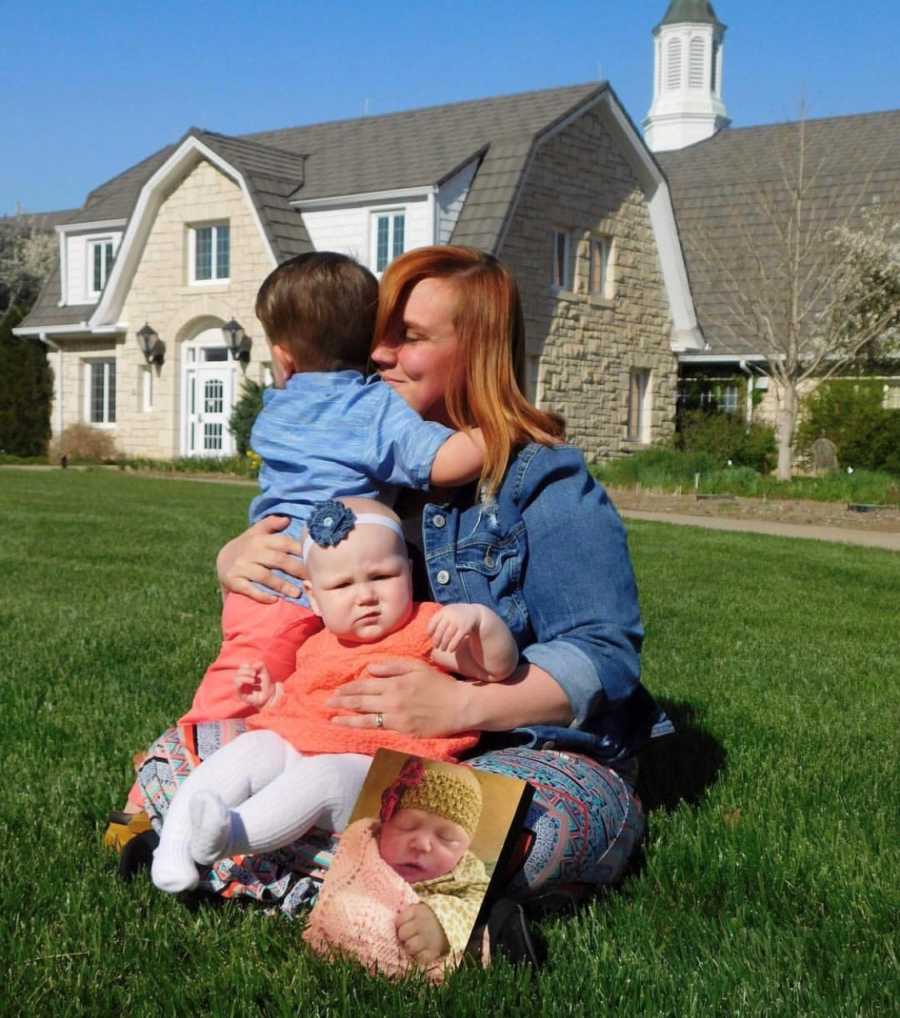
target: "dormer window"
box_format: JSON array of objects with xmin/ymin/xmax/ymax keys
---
[
  {"xmin": 189, "ymin": 222, "xmax": 230, "ymax": 284},
  {"xmin": 373, "ymin": 211, "xmax": 405, "ymax": 273},
  {"xmin": 87, "ymin": 237, "xmax": 117, "ymax": 297}
]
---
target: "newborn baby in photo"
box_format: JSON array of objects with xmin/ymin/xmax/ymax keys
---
[{"xmin": 303, "ymin": 756, "xmax": 489, "ymax": 981}]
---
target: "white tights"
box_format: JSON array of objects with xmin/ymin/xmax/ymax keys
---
[{"xmin": 151, "ymin": 729, "xmax": 371, "ymax": 893}]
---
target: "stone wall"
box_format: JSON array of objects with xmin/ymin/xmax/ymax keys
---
[{"xmin": 499, "ymin": 106, "xmax": 677, "ymax": 462}]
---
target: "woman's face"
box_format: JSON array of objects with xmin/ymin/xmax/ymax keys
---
[{"xmin": 370, "ymin": 276, "xmax": 462, "ymax": 424}]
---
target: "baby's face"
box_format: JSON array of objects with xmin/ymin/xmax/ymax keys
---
[
  {"xmin": 378, "ymin": 808, "xmax": 471, "ymax": 883},
  {"xmin": 305, "ymin": 525, "xmax": 413, "ymax": 642}
]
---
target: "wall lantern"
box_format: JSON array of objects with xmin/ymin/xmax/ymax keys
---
[
  {"xmin": 222, "ymin": 318, "xmax": 250, "ymax": 362},
  {"xmin": 136, "ymin": 322, "xmax": 165, "ymax": 365}
]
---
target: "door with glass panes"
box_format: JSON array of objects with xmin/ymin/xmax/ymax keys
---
[{"xmin": 182, "ymin": 337, "xmax": 235, "ymax": 456}]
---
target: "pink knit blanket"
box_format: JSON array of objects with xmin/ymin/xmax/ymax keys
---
[{"xmin": 303, "ymin": 818, "xmax": 449, "ymax": 982}]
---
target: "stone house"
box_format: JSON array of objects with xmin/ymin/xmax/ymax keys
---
[{"xmin": 14, "ymin": 83, "xmax": 701, "ymax": 463}]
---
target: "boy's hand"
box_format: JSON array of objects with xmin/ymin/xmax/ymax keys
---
[
  {"xmin": 234, "ymin": 661, "xmax": 274, "ymax": 708},
  {"xmin": 396, "ymin": 903, "xmax": 450, "ymax": 966},
  {"xmin": 427, "ymin": 604, "xmax": 482, "ymax": 654}
]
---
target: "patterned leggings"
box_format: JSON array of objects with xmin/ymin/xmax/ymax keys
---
[{"xmin": 137, "ymin": 721, "xmax": 644, "ymax": 912}]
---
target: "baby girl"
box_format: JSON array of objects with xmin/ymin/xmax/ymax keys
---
[{"xmin": 151, "ymin": 497, "xmax": 518, "ymax": 894}]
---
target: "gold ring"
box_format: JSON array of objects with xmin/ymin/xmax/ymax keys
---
[{"xmin": 375, "ymin": 712, "xmax": 384, "ymax": 729}]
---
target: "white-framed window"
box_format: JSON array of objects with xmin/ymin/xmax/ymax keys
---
[
  {"xmin": 551, "ymin": 230, "xmax": 574, "ymax": 291},
  {"xmin": 627, "ymin": 368, "xmax": 651, "ymax": 443},
  {"xmin": 87, "ymin": 237, "xmax": 117, "ymax": 297},
  {"xmin": 372, "ymin": 211, "xmax": 406, "ymax": 272},
  {"xmin": 140, "ymin": 365, "xmax": 155, "ymax": 412},
  {"xmin": 587, "ymin": 236, "xmax": 614, "ymax": 299},
  {"xmin": 84, "ymin": 359, "xmax": 116, "ymax": 425},
  {"xmin": 719, "ymin": 383, "xmax": 740, "ymax": 414},
  {"xmin": 883, "ymin": 382, "xmax": 900, "ymax": 410},
  {"xmin": 189, "ymin": 222, "xmax": 230, "ymax": 283}
]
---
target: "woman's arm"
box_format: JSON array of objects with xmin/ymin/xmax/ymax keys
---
[
  {"xmin": 327, "ymin": 658, "xmax": 572, "ymax": 737},
  {"xmin": 216, "ymin": 516, "xmax": 306, "ymax": 603}
]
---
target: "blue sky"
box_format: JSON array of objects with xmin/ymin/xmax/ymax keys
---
[{"xmin": 4, "ymin": 0, "xmax": 899, "ymax": 214}]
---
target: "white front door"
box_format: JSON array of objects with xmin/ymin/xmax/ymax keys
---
[
  {"xmin": 182, "ymin": 329, "xmax": 237, "ymax": 457},
  {"xmin": 187, "ymin": 367, "xmax": 233, "ymax": 456}
]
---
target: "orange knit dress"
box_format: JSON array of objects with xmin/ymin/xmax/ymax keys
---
[{"xmin": 246, "ymin": 602, "xmax": 479, "ymax": 761}]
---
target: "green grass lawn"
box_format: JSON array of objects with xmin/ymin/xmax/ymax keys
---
[{"xmin": 1, "ymin": 470, "xmax": 897, "ymax": 1017}]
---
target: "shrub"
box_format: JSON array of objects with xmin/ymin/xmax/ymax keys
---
[
  {"xmin": 229, "ymin": 378, "xmax": 266, "ymax": 456},
  {"xmin": 797, "ymin": 380, "xmax": 900, "ymax": 475},
  {"xmin": 675, "ymin": 410, "xmax": 776, "ymax": 473},
  {"xmin": 49, "ymin": 423, "xmax": 120, "ymax": 463}
]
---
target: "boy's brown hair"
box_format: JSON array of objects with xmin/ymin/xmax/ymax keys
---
[{"xmin": 255, "ymin": 252, "xmax": 378, "ymax": 372}]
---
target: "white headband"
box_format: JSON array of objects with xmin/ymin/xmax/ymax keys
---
[{"xmin": 302, "ymin": 513, "xmax": 405, "ymax": 560}]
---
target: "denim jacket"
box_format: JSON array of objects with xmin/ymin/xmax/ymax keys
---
[{"xmin": 421, "ymin": 443, "xmax": 673, "ymax": 766}]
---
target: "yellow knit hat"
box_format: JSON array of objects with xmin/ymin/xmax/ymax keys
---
[{"xmin": 381, "ymin": 758, "xmax": 483, "ymax": 837}]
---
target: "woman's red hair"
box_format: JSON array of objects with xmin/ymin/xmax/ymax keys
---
[{"xmin": 375, "ymin": 246, "xmax": 564, "ymax": 496}]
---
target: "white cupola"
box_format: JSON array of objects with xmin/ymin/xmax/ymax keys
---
[{"xmin": 643, "ymin": 0, "xmax": 730, "ymax": 152}]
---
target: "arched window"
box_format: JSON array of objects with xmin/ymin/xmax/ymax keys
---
[
  {"xmin": 688, "ymin": 36, "xmax": 705, "ymax": 89},
  {"xmin": 666, "ymin": 37, "xmax": 682, "ymax": 90}
]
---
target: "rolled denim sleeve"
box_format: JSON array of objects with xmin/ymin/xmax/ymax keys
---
[{"xmin": 516, "ymin": 446, "xmax": 643, "ymax": 725}]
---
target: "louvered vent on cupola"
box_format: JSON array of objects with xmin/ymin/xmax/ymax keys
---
[
  {"xmin": 666, "ymin": 37, "xmax": 682, "ymax": 89},
  {"xmin": 688, "ymin": 36, "xmax": 705, "ymax": 88}
]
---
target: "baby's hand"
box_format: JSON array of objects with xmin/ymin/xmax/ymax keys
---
[
  {"xmin": 396, "ymin": 903, "xmax": 450, "ymax": 966},
  {"xmin": 234, "ymin": 661, "xmax": 274, "ymax": 708},
  {"xmin": 428, "ymin": 604, "xmax": 482, "ymax": 654}
]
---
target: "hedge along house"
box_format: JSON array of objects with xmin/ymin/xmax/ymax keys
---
[{"xmin": 15, "ymin": 83, "xmax": 702, "ymax": 462}]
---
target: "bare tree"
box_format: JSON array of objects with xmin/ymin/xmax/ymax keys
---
[{"xmin": 690, "ymin": 117, "xmax": 900, "ymax": 480}]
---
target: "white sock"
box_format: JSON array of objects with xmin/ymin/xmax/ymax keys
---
[
  {"xmin": 151, "ymin": 837, "xmax": 199, "ymax": 893},
  {"xmin": 189, "ymin": 790, "xmax": 235, "ymax": 865}
]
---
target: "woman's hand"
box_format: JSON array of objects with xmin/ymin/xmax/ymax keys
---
[
  {"xmin": 326, "ymin": 659, "xmax": 476, "ymax": 737},
  {"xmin": 216, "ymin": 516, "xmax": 306, "ymax": 603}
]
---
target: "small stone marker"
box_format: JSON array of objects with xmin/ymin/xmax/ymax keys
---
[{"xmin": 811, "ymin": 436, "xmax": 838, "ymax": 475}]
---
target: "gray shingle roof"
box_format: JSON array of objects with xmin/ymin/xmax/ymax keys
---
[
  {"xmin": 244, "ymin": 82, "xmax": 601, "ymax": 203},
  {"xmin": 15, "ymin": 262, "xmax": 95, "ymax": 330},
  {"xmin": 18, "ymin": 82, "xmax": 606, "ymax": 332},
  {"xmin": 658, "ymin": 110, "xmax": 900, "ymax": 356},
  {"xmin": 191, "ymin": 130, "xmax": 312, "ymax": 263}
]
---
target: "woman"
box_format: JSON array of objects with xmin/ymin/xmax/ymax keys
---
[{"xmin": 128, "ymin": 246, "xmax": 668, "ymax": 904}]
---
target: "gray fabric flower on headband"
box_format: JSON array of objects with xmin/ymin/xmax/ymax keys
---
[{"xmin": 307, "ymin": 499, "xmax": 356, "ymax": 548}]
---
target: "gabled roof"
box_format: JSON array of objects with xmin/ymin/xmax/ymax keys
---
[
  {"xmin": 17, "ymin": 83, "xmax": 605, "ymax": 334},
  {"xmin": 245, "ymin": 83, "xmax": 600, "ymax": 202},
  {"xmin": 658, "ymin": 109, "xmax": 900, "ymax": 356}
]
